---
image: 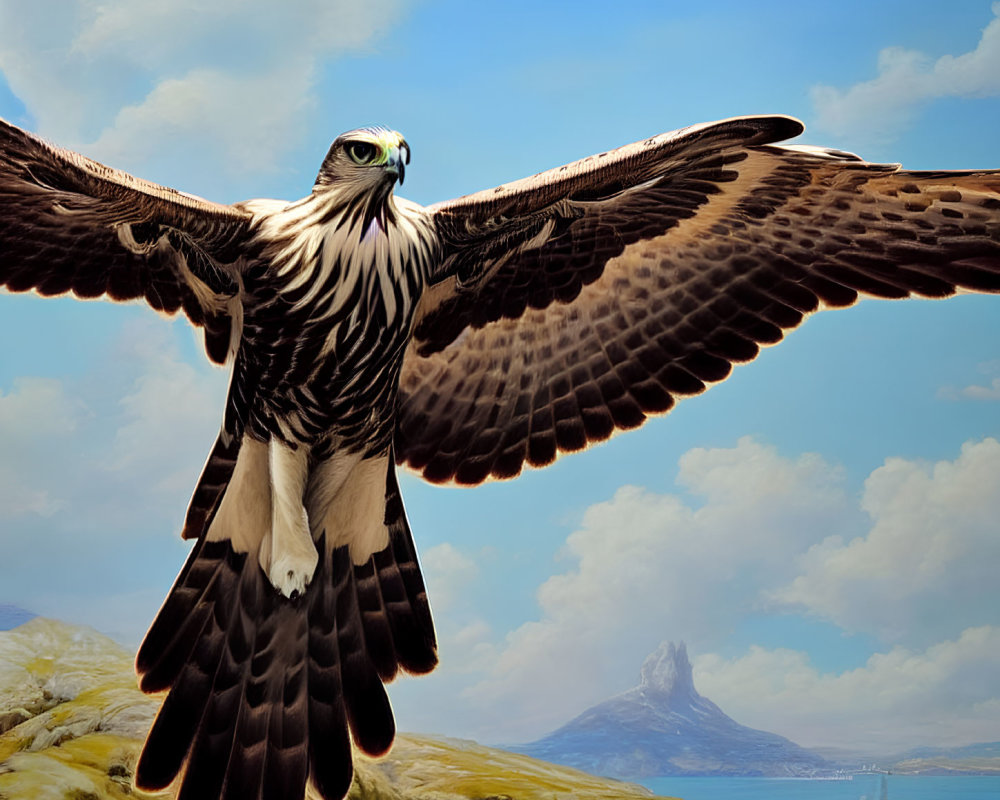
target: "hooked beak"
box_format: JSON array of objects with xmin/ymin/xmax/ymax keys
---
[{"xmin": 386, "ymin": 140, "xmax": 410, "ymax": 185}]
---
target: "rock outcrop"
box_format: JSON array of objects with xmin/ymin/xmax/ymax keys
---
[{"xmin": 0, "ymin": 618, "xmax": 672, "ymax": 799}]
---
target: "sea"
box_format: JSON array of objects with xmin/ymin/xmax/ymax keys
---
[{"xmin": 640, "ymin": 775, "xmax": 1000, "ymax": 800}]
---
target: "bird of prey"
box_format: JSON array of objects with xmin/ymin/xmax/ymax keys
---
[{"xmin": 1, "ymin": 114, "xmax": 998, "ymax": 800}]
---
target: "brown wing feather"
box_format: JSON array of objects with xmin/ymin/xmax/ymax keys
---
[
  {"xmin": 0, "ymin": 116, "xmax": 254, "ymax": 363},
  {"xmin": 417, "ymin": 116, "xmax": 804, "ymax": 352},
  {"xmin": 395, "ymin": 119, "xmax": 1000, "ymax": 485}
]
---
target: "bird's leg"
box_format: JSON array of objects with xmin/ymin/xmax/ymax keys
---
[{"xmin": 260, "ymin": 438, "xmax": 318, "ymax": 599}]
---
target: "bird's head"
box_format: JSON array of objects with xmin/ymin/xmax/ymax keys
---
[{"xmin": 315, "ymin": 126, "xmax": 410, "ymax": 192}]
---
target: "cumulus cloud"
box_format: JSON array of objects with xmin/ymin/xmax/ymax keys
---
[
  {"xmin": 955, "ymin": 378, "xmax": 1000, "ymax": 400},
  {"xmin": 87, "ymin": 64, "xmax": 316, "ymax": 181},
  {"xmin": 0, "ymin": 376, "xmax": 78, "ymax": 442},
  {"xmin": 811, "ymin": 4, "xmax": 1000, "ymax": 142},
  {"xmin": 420, "ymin": 542, "xmax": 481, "ymax": 614},
  {"xmin": 959, "ymin": 378, "xmax": 1000, "ymax": 400},
  {"xmin": 0, "ymin": 377, "xmax": 80, "ymax": 518},
  {"xmin": 0, "ymin": 316, "xmax": 225, "ymax": 633},
  {"xmin": 774, "ymin": 438, "xmax": 1000, "ymax": 645},
  {"xmin": 1, "ymin": 319, "xmax": 226, "ymax": 518},
  {"xmin": 937, "ymin": 360, "xmax": 1000, "ymax": 402},
  {"xmin": 695, "ymin": 627, "xmax": 1000, "ymax": 751},
  {"xmin": 0, "ymin": 0, "xmax": 404, "ymax": 186},
  {"xmin": 0, "ymin": 473, "xmax": 59, "ymax": 519},
  {"xmin": 406, "ymin": 437, "xmax": 1000, "ymax": 747},
  {"xmin": 458, "ymin": 438, "xmax": 858, "ymax": 741},
  {"xmin": 103, "ymin": 318, "xmax": 226, "ymax": 498},
  {"xmin": 939, "ymin": 361, "xmax": 1000, "ymax": 401}
]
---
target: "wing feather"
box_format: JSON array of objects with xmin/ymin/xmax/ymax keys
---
[
  {"xmin": 396, "ymin": 116, "xmax": 1000, "ymax": 485},
  {"xmin": 0, "ymin": 116, "xmax": 254, "ymax": 363}
]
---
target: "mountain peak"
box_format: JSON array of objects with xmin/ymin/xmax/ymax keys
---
[
  {"xmin": 516, "ymin": 639, "xmax": 833, "ymax": 778},
  {"xmin": 639, "ymin": 640, "xmax": 695, "ymax": 699}
]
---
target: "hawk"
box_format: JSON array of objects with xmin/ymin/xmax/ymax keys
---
[{"xmin": 1, "ymin": 114, "xmax": 998, "ymax": 800}]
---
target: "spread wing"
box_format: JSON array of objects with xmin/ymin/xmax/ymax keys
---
[
  {"xmin": 395, "ymin": 115, "xmax": 1000, "ymax": 485},
  {"xmin": 0, "ymin": 116, "xmax": 255, "ymax": 363}
]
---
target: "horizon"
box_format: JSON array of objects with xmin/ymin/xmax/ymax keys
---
[
  {"xmin": 4, "ymin": 610, "xmax": 999, "ymax": 764},
  {"xmin": 2, "ymin": 614, "xmax": 995, "ymax": 767}
]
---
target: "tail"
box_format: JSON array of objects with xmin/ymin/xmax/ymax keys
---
[
  {"xmin": 134, "ymin": 466, "xmax": 437, "ymax": 800},
  {"xmin": 181, "ymin": 431, "xmax": 240, "ymax": 540},
  {"xmin": 182, "ymin": 348, "xmax": 257, "ymax": 542}
]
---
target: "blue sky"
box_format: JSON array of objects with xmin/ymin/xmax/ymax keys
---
[{"xmin": 0, "ymin": 0, "xmax": 998, "ymax": 754}]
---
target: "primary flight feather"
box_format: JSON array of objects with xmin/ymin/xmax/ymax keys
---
[{"xmin": 1, "ymin": 114, "xmax": 998, "ymax": 800}]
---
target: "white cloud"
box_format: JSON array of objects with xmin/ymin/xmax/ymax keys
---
[
  {"xmin": 938, "ymin": 360, "xmax": 1000, "ymax": 400},
  {"xmin": 87, "ymin": 64, "xmax": 316, "ymax": 180},
  {"xmin": 957, "ymin": 377, "xmax": 1000, "ymax": 400},
  {"xmin": 103, "ymin": 318, "xmax": 226, "ymax": 498},
  {"xmin": 940, "ymin": 377, "xmax": 1000, "ymax": 401},
  {"xmin": 0, "ymin": 317, "xmax": 224, "ymax": 532},
  {"xmin": 0, "ymin": 316, "xmax": 225, "ymax": 618},
  {"xmin": 420, "ymin": 542, "xmax": 480, "ymax": 613},
  {"xmin": 811, "ymin": 4, "xmax": 1000, "ymax": 142},
  {"xmin": 0, "ymin": 477, "xmax": 58, "ymax": 519},
  {"xmin": 396, "ymin": 437, "xmax": 1000, "ymax": 747},
  {"xmin": 695, "ymin": 627, "xmax": 1000, "ymax": 751},
  {"xmin": 0, "ymin": 377, "xmax": 78, "ymax": 441},
  {"xmin": 0, "ymin": 0, "xmax": 404, "ymax": 183},
  {"xmin": 774, "ymin": 438, "xmax": 1000, "ymax": 645},
  {"xmin": 0, "ymin": 377, "xmax": 80, "ymax": 518},
  {"xmin": 457, "ymin": 438, "xmax": 857, "ymax": 742}
]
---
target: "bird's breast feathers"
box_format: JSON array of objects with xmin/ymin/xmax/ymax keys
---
[
  {"xmin": 230, "ymin": 193, "xmax": 438, "ymax": 448},
  {"xmin": 244, "ymin": 193, "xmax": 436, "ymax": 318}
]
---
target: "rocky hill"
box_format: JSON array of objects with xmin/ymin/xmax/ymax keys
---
[
  {"xmin": 0, "ymin": 618, "xmax": 671, "ymax": 800},
  {"xmin": 514, "ymin": 641, "xmax": 836, "ymax": 779}
]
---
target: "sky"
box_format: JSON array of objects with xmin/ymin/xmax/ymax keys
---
[{"xmin": 0, "ymin": 0, "xmax": 998, "ymax": 756}]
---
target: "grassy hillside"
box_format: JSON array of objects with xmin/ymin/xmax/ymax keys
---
[{"xmin": 0, "ymin": 618, "xmax": 669, "ymax": 800}]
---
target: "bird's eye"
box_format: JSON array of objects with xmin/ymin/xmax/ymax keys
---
[{"xmin": 346, "ymin": 141, "xmax": 378, "ymax": 165}]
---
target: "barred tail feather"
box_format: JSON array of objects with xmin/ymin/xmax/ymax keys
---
[
  {"xmin": 135, "ymin": 466, "xmax": 438, "ymax": 800},
  {"xmin": 305, "ymin": 554, "xmax": 354, "ymax": 799},
  {"xmin": 353, "ymin": 465, "xmax": 437, "ymax": 680},
  {"xmin": 182, "ymin": 433, "xmax": 241, "ymax": 541},
  {"xmin": 135, "ymin": 539, "xmax": 258, "ymax": 794}
]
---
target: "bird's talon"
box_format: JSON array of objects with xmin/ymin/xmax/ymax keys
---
[{"xmin": 268, "ymin": 548, "xmax": 319, "ymax": 599}]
